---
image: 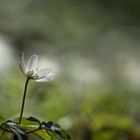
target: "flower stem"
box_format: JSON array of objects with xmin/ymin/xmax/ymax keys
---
[{"xmin": 19, "ymin": 77, "xmax": 30, "ymax": 124}]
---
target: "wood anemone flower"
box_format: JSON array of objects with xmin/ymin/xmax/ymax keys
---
[{"xmin": 19, "ymin": 52, "xmax": 54, "ymax": 82}]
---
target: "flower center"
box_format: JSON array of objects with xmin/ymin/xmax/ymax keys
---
[
  {"xmin": 26, "ymin": 70, "xmax": 39, "ymax": 80},
  {"xmin": 26, "ymin": 71, "xmax": 34, "ymax": 77},
  {"xmin": 32, "ymin": 74, "xmax": 39, "ymax": 80}
]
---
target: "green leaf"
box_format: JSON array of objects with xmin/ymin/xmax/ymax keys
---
[
  {"xmin": 59, "ymin": 129, "xmax": 71, "ymax": 140},
  {"xmin": 0, "ymin": 129, "xmax": 13, "ymax": 139},
  {"xmin": 33, "ymin": 129, "xmax": 52, "ymax": 140},
  {"xmin": 0, "ymin": 121, "xmax": 27, "ymax": 140},
  {"xmin": 42, "ymin": 121, "xmax": 71, "ymax": 140},
  {"xmin": 15, "ymin": 117, "xmax": 40, "ymax": 130},
  {"xmin": 8, "ymin": 121, "xmax": 27, "ymax": 140},
  {"xmin": 27, "ymin": 117, "xmax": 41, "ymax": 124},
  {"xmin": 12, "ymin": 117, "xmax": 72, "ymax": 140}
]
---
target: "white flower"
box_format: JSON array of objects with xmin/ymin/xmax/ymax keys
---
[{"xmin": 19, "ymin": 52, "xmax": 54, "ymax": 82}]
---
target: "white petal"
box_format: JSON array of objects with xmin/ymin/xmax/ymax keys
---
[
  {"xmin": 35, "ymin": 72, "xmax": 54, "ymax": 82},
  {"xmin": 26, "ymin": 55, "xmax": 38, "ymax": 73},
  {"xmin": 36, "ymin": 68, "xmax": 52, "ymax": 79},
  {"xmin": 19, "ymin": 51, "xmax": 26, "ymax": 74}
]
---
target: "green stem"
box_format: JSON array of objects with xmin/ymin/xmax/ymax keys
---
[
  {"xmin": 19, "ymin": 77, "xmax": 30, "ymax": 124},
  {"xmin": 26, "ymin": 128, "xmax": 41, "ymax": 134}
]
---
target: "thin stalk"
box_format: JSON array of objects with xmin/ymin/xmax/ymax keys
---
[
  {"xmin": 19, "ymin": 77, "xmax": 30, "ymax": 124},
  {"xmin": 26, "ymin": 128, "xmax": 41, "ymax": 134}
]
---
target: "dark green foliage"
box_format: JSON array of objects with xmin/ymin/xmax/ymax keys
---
[{"xmin": 0, "ymin": 117, "xmax": 71, "ymax": 140}]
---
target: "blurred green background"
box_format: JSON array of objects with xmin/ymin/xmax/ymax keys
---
[{"xmin": 0, "ymin": 0, "xmax": 140, "ymax": 139}]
